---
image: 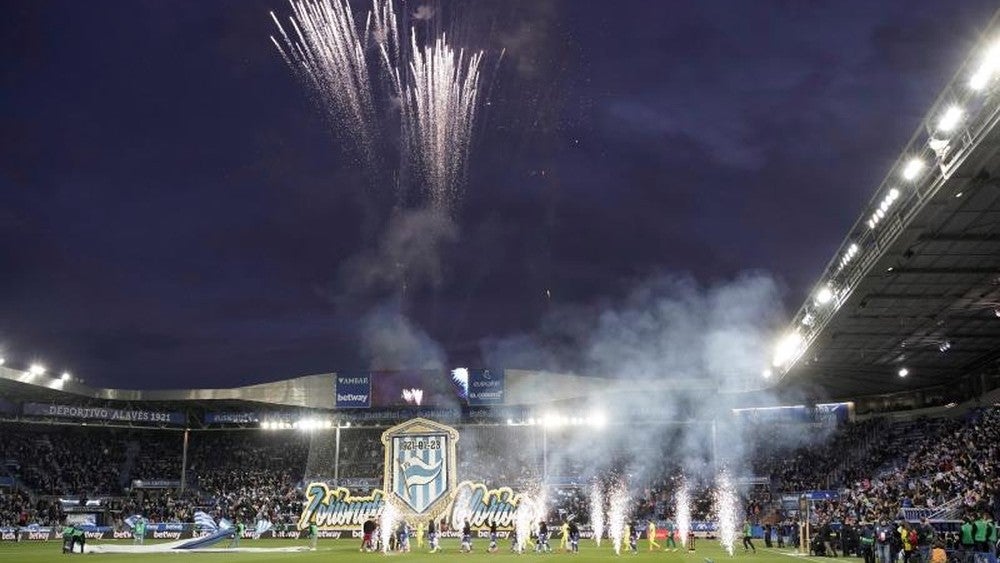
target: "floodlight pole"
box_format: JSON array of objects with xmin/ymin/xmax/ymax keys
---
[
  {"xmin": 180, "ymin": 428, "xmax": 189, "ymax": 495},
  {"xmin": 711, "ymin": 419, "xmax": 718, "ymax": 472},
  {"xmin": 542, "ymin": 425, "xmax": 548, "ymax": 482},
  {"xmin": 334, "ymin": 425, "xmax": 341, "ymax": 484}
]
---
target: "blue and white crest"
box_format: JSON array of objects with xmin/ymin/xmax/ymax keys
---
[
  {"xmin": 382, "ymin": 418, "xmax": 459, "ymax": 517},
  {"xmin": 392, "ymin": 434, "xmax": 448, "ymax": 513}
]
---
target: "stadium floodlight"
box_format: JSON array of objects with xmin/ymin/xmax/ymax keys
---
[
  {"xmin": 28, "ymin": 364, "xmax": 46, "ymax": 376},
  {"xmin": 901, "ymin": 158, "xmax": 924, "ymax": 181},
  {"xmin": 506, "ymin": 418, "xmax": 514, "ymax": 425},
  {"xmin": 898, "ymin": 367, "xmax": 909, "ymax": 378},
  {"xmin": 814, "ymin": 285, "xmax": 834, "ymax": 306},
  {"xmin": 0, "ymin": 357, "xmax": 4, "ymax": 366},
  {"xmin": 542, "ymin": 413, "xmax": 563, "ymax": 428},
  {"xmin": 61, "ymin": 372, "xmax": 71, "ymax": 381},
  {"xmin": 970, "ymin": 42, "xmax": 1000, "ymax": 90},
  {"xmin": 762, "ymin": 368, "xmax": 773, "ymax": 379},
  {"xmin": 936, "ymin": 105, "xmax": 964, "ymax": 132},
  {"xmin": 938, "ymin": 341, "xmax": 952, "ymax": 353},
  {"xmin": 589, "ymin": 412, "xmax": 607, "ymax": 429},
  {"xmin": 771, "ymin": 330, "xmax": 804, "ymax": 368}
]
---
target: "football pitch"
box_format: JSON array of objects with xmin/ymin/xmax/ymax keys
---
[{"xmin": 0, "ymin": 539, "xmax": 825, "ymax": 563}]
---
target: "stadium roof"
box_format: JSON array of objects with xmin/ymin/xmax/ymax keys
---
[
  {"xmin": 0, "ymin": 366, "xmax": 726, "ymax": 414},
  {"xmin": 775, "ymin": 16, "xmax": 1000, "ymax": 398}
]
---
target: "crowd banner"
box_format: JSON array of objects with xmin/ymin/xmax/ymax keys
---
[
  {"xmin": 731, "ymin": 402, "xmax": 852, "ymax": 426},
  {"xmin": 22, "ymin": 403, "xmax": 185, "ymax": 425},
  {"xmin": 131, "ymin": 479, "xmax": 181, "ymax": 489},
  {"xmin": 804, "ymin": 490, "xmax": 840, "ymax": 501},
  {"xmin": 467, "ymin": 369, "xmax": 504, "ymax": 405},
  {"xmin": 204, "ymin": 412, "xmax": 260, "ymax": 424},
  {"xmin": 335, "ymin": 374, "xmax": 372, "ymax": 408},
  {"xmin": 335, "ymin": 477, "xmax": 380, "ymax": 489}
]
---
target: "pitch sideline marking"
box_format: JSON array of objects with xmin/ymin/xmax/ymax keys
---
[{"xmin": 770, "ymin": 547, "xmax": 831, "ymax": 563}]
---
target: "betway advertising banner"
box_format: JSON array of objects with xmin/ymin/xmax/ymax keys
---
[
  {"xmin": 467, "ymin": 368, "xmax": 504, "ymax": 405},
  {"xmin": 23, "ymin": 403, "xmax": 185, "ymax": 425},
  {"xmin": 0, "ymin": 526, "xmax": 345, "ymax": 542},
  {"xmin": 335, "ymin": 374, "xmax": 372, "ymax": 408}
]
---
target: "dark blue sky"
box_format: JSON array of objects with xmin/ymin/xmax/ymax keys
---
[{"xmin": 1, "ymin": 0, "xmax": 997, "ymax": 389}]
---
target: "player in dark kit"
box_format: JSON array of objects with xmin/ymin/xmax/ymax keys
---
[
  {"xmin": 461, "ymin": 519, "xmax": 473, "ymax": 553},
  {"xmin": 536, "ymin": 520, "xmax": 551, "ymax": 553},
  {"xmin": 489, "ymin": 519, "xmax": 499, "ymax": 552},
  {"xmin": 568, "ymin": 521, "xmax": 580, "ymax": 553},
  {"xmin": 629, "ymin": 522, "xmax": 639, "ymax": 555},
  {"xmin": 428, "ymin": 518, "xmax": 440, "ymax": 553}
]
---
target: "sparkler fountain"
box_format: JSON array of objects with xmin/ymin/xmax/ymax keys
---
[
  {"xmin": 590, "ymin": 482, "xmax": 605, "ymax": 547},
  {"xmin": 714, "ymin": 471, "xmax": 739, "ymax": 556},
  {"xmin": 379, "ymin": 501, "xmax": 399, "ymax": 553},
  {"xmin": 607, "ymin": 482, "xmax": 629, "ymax": 556},
  {"xmin": 676, "ymin": 482, "xmax": 691, "ymax": 549}
]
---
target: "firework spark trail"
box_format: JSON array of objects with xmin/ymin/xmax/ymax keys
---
[
  {"xmin": 714, "ymin": 471, "xmax": 739, "ymax": 556},
  {"xmin": 401, "ymin": 32, "xmax": 485, "ymax": 210},
  {"xmin": 271, "ymin": 0, "xmax": 492, "ymax": 213},
  {"xmin": 676, "ymin": 482, "xmax": 691, "ymax": 548},
  {"xmin": 590, "ymin": 482, "xmax": 605, "ymax": 547},
  {"xmin": 270, "ymin": 0, "xmax": 379, "ymax": 163},
  {"xmin": 607, "ymin": 483, "xmax": 629, "ymax": 556},
  {"xmin": 379, "ymin": 501, "xmax": 399, "ymax": 553}
]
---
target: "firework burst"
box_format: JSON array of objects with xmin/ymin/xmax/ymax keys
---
[{"xmin": 270, "ymin": 0, "xmax": 494, "ymax": 213}]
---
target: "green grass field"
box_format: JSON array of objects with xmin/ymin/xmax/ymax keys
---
[{"xmin": 0, "ymin": 539, "xmax": 825, "ymax": 563}]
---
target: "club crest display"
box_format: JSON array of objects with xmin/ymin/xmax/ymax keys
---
[{"xmin": 381, "ymin": 418, "xmax": 459, "ymax": 516}]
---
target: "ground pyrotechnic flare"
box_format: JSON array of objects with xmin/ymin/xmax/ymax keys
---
[
  {"xmin": 676, "ymin": 482, "xmax": 691, "ymax": 548},
  {"xmin": 714, "ymin": 471, "xmax": 739, "ymax": 556},
  {"xmin": 451, "ymin": 484, "xmax": 473, "ymax": 530},
  {"xmin": 590, "ymin": 482, "xmax": 605, "ymax": 546},
  {"xmin": 607, "ymin": 483, "xmax": 629, "ymax": 556},
  {"xmin": 379, "ymin": 501, "xmax": 398, "ymax": 554},
  {"xmin": 514, "ymin": 495, "xmax": 537, "ymax": 553}
]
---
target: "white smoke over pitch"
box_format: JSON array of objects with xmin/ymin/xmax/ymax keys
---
[{"xmin": 483, "ymin": 272, "xmax": 784, "ymax": 385}]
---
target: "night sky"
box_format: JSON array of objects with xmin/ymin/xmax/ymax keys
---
[{"xmin": 2, "ymin": 0, "xmax": 997, "ymax": 389}]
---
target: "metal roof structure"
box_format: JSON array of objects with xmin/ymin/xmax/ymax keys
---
[{"xmin": 775, "ymin": 12, "xmax": 1000, "ymax": 398}]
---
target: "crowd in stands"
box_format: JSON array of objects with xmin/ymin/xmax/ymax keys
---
[
  {"xmin": 0, "ymin": 427, "xmax": 126, "ymax": 496},
  {"xmin": 809, "ymin": 408, "xmax": 1000, "ymax": 525},
  {"xmin": 0, "ymin": 407, "xmax": 998, "ymax": 539},
  {"xmin": 0, "ymin": 488, "xmax": 63, "ymax": 527}
]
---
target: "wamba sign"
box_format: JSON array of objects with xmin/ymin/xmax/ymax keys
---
[{"xmin": 297, "ymin": 418, "xmax": 532, "ymax": 530}]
